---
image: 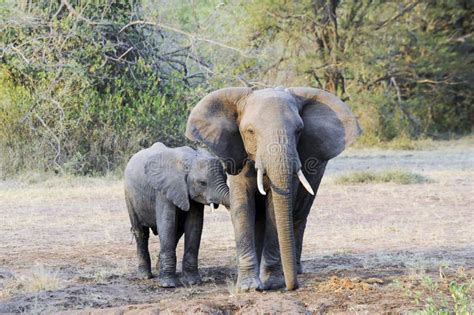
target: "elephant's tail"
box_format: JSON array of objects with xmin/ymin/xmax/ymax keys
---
[{"xmin": 125, "ymin": 189, "xmax": 140, "ymax": 237}]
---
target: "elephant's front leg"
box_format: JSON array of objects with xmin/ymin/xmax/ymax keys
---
[
  {"xmin": 231, "ymin": 199, "xmax": 262, "ymax": 292},
  {"xmin": 156, "ymin": 197, "xmax": 179, "ymax": 288},
  {"xmin": 229, "ymin": 167, "xmax": 262, "ymax": 292},
  {"xmin": 182, "ymin": 202, "xmax": 204, "ymax": 285}
]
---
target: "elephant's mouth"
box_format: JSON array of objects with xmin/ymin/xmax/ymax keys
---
[{"xmin": 256, "ymin": 167, "xmax": 314, "ymax": 196}]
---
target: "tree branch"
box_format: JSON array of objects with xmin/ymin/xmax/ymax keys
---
[
  {"xmin": 119, "ymin": 20, "xmax": 249, "ymax": 56},
  {"xmin": 390, "ymin": 77, "xmax": 421, "ymax": 135},
  {"xmin": 375, "ymin": 1, "xmax": 421, "ymax": 30}
]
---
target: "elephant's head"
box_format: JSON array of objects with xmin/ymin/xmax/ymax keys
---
[
  {"xmin": 145, "ymin": 145, "xmax": 230, "ymax": 211},
  {"xmin": 186, "ymin": 87, "xmax": 361, "ymax": 290},
  {"xmin": 186, "ymin": 149, "xmax": 230, "ymax": 210}
]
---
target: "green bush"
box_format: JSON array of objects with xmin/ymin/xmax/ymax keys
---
[
  {"xmin": 0, "ymin": 1, "xmax": 203, "ymax": 177},
  {"xmin": 1, "ymin": 1, "xmax": 473, "ymax": 177}
]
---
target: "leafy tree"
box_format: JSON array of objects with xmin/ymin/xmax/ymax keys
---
[
  {"xmin": 198, "ymin": 0, "xmax": 473, "ymax": 140},
  {"xmin": 0, "ymin": 0, "xmax": 203, "ymax": 175},
  {"xmin": 1, "ymin": 0, "xmax": 472, "ymax": 176}
]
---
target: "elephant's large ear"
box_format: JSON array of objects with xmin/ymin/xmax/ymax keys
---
[
  {"xmin": 289, "ymin": 87, "xmax": 362, "ymax": 161},
  {"xmin": 186, "ymin": 87, "xmax": 252, "ymax": 175},
  {"xmin": 144, "ymin": 148, "xmax": 192, "ymax": 211}
]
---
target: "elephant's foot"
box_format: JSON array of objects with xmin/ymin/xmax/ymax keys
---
[
  {"xmin": 261, "ymin": 268, "xmax": 285, "ymax": 290},
  {"xmin": 297, "ymin": 262, "xmax": 303, "ymax": 274},
  {"xmin": 182, "ymin": 270, "xmax": 202, "ymax": 286},
  {"xmin": 157, "ymin": 274, "xmax": 178, "ymax": 288},
  {"xmin": 236, "ymin": 274, "xmax": 263, "ymax": 293},
  {"xmin": 137, "ymin": 265, "xmax": 152, "ymax": 279}
]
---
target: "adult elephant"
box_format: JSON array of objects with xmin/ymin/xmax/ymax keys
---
[{"xmin": 185, "ymin": 87, "xmax": 361, "ymax": 291}]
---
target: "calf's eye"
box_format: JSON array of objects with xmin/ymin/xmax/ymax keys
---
[
  {"xmin": 246, "ymin": 125, "xmax": 255, "ymax": 135},
  {"xmin": 198, "ymin": 180, "xmax": 207, "ymax": 187}
]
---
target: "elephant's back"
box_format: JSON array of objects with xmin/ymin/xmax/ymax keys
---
[
  {"xmin": 124, "ymin": 142, "xmax": 195, "ymax": 180},
  {"xmin": 124, "ymin": 143, "xmax": 166, "ymax": 182}
]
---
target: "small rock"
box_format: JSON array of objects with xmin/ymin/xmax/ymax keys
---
[
  {"xmin": 366, "ymin": 277, "xmax": 384, "ymax": 284},
  {"xmin": 0, "ymin": 270, "xmax": 14, "ymax": 279}
]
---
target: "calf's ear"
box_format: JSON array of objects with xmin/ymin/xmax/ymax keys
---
[{"xmin": 145, "ymin": 151, "xmax": 191, "ymax": 211}]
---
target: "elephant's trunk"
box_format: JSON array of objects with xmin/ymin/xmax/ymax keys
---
[
  {"xmin": 221, "ymin": 186, "xmax": 230, "ymax": 208},
  {"xmin": 213, "ymin": 170, "xmax": 230, "ymax": 208},
  {"xmin": 262, "ymin": 154, "xmax": 299, "ymax": 291}
]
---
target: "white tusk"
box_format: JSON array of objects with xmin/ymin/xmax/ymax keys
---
[
  {"xmin": 226, "ymin": 177, "xmax": 230, "ymax": 188},
  {"xmin": 210, "ymin": 203, "xmax": 216, "ymax": 211},
  {"xmin": 257, "ymin": 168, "xmax": 266, "ymax": 195},
  {"xmin": 297, "ymin": 169, "xmax": 314, "ymax": 195}
]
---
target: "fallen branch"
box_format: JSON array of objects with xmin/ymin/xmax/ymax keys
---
[{"xmin": 116, "ymin": 46, "xmax": 134, "ymax": 61}]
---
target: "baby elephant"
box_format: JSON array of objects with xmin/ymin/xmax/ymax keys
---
[{"xmin": 124, "ymin": 142, "xmax": 229, "ymax": 287}]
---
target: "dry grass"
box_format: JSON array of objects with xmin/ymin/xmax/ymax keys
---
[
  {"xmin": 0, "ymin": 141, "xmax": 473, "ymax": 313},
  {"xmin": 21, "ymin": 265, "xmax": 64, "ymax": 293},
  {"xmin": 0, "ymin": 265, "xmax": 64, "ymax": 299},
  {"xmin": 225, "ymin": 277, "xmax": 238, "ymax": 296},
  {"xmin": 90, "ymin": 259, "xmax": 132, "ymax": 282},
  {"xmin": 351, "ymin": 134, "xmax": 474, "ymax": 151},
  {"xmin": 334, "ymin": 170, "xmax": 432, "ymax": 185},
  {"xmin": 0, "ymin": 279, "xmax": 17, "ymax": 300}
]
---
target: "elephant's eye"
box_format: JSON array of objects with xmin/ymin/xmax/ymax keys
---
[
  {"xmin": 198, "ymin": 180, "xmax": 207, "ymax": 187},
  {"xmin": 246, "ymin": 127, "xmax": 255, "ymax": 135}
]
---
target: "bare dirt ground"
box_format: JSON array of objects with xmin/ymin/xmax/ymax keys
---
[{"xmin": 1, "ymin": 139, "xmax": 473, "ymax": 314}]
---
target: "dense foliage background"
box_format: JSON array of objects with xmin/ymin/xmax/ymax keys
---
[{"xmin": 1, "ymin": 0, "xmax": 472, "ymax": 177}]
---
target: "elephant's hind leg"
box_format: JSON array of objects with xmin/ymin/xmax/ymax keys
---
[
  {"xmin": 254, "ymin": 194, "xmax": 266, "ymax": 270},
  {"xmin": 293, "ymin": 217, "xmax": 308, "ymax": 274},
  {"xmin": 133, "ymin": 226, "xmax": 152, "ymax": 279},
  {"xmin": 294, "ymin": 160, "xmax": 327, "ymax": 274},
  {"xmin": 126, "ymin": 194, "xmax": 152, "ymax": 279}
]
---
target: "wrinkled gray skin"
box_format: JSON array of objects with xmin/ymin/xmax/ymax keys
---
[
  {"xmin": 186, "ymin": 87, "xmax": 361, "ymax": 292},
  {"xmin": 124, "ymin": 142, "xmax": 230, "ymax": 287}
]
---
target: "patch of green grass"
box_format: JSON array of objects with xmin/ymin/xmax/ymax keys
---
[
  {"xmin": 334, "ymin": 170, "xmax": 432, "ymax": 185},
  {"xmin": 396, "ymin": 267, "xmax": 473, "ymax": 314},
  {"xmin": 353, "ymin": 135, "xmax": 434, "ymax": 150},
  {"xmin": 382, "ymin": 137, "xmax": 428, "ymax": 150}
]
